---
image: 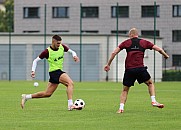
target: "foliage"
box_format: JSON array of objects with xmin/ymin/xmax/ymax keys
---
[
  {"xmin": 0, "ymin": 10, "xmax": 7, "ymax": 31},
  {"xmin": 0, "ymin": 0, "xmax": 14, "ymax": 32},
  {"xmin": 163, "ymin": 70, "xmax": 181, "ymax": 81}
]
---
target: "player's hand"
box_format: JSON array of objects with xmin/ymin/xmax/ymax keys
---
[
  {"xmin": 73, "ymin": 56, "xmax": 79, "ymax": 62},
  {"xmin": 164, "ymin": 55, "xmax": 169, "ymax": 59},
  {"xmin": 104, "ymin": 65, "xmax": 110, "ymax": 72},
  {"xmin": 31, "ymin": 71, "xmax": 35, "ymax": 78}
]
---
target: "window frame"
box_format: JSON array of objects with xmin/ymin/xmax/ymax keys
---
[
  {"xmin": 172, "ymin": 55, "xmax": 181, "ymax": 66},
  {"xmin": 111, "ymin": 30, "xmax": 128, "ymax": 34},
  {"xmin": 23, "ymin": 7, "xmax": 40, "ymax": 18},
  {"xmin": 111, "ymin": 6, "xmax": 129, "ymax": 18},
  {"xmin": 141, "ymin": 30, "xmax": 160, "ymax": 37},
  {"xmin": 52, "ymin": 7, "xmax": 69, "ymax": 18},
  {"xmin": 173, "ymin": 5, "xmax": 181, "ymax": 17},
  {"xmin": 81, "ymin": 6, "xmax": 99, "ymax": 18},
  {"xmin": 23, "ymin": 30, "xmax": 40, "ymax": 33},
  {"xmin": 141, "ymin": 5, "xmax": 160, "ymax": 18},
  {"xmin": 172, "ymin": 30, "xmax": 181, "ymax": 42},
  {"xmin": 81, "ymin": 30, "xmax": 99, "ymax": 34}
]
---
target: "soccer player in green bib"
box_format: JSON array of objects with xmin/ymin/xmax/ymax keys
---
[{"xmin": 21, "ymin": 35, "xmax": 80, "ymax": 110}]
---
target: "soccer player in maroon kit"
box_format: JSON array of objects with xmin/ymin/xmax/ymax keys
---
[{"xmin": 104, "ymin": 28, "xmax": 169, "ymax": 113}]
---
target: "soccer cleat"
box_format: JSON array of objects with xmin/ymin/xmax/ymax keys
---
[
  {"xmin": 67, "ymin": 105, "xmax": 73, "ymax": 111},
  {"xmin": 21, "ymin": 94, "xmax": 27, "ymax": 109},
  {"xmin": 68, "ymin": 105, "xmax": 82, "ymax": 111},
  {"xmin": 116, "ymin": 109, "xmax": 124, "ymax": 113},
  {"xmin": 152, "ymin": 102, "xmax": 164, "ymax": 108}
]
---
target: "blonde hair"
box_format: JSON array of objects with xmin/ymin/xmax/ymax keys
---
[{"xmin": 129, "ymin": 28, "xmax": 138, "ymax": 37}]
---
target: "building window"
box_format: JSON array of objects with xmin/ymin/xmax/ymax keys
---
[
  {"xmin": 172, "ymin": 55, "xmax": 181, "ymax": 66},
  {"xmin": 81, "ymin": 7, "xmax": 99, "ymax": 18},
  {"xmin": 82, "ymin": 30, "xmax": 99, "ymax": 34},
  {"xmin": 52, "ymin": 7, "xmax": 69, "ymax": 18},
  {"xmin": 23, "ymin": 7, "xmax": 40, "ymax": 18},
  {"xmin": 173, "ymin": 30, "xmax": 181, "ymax": 42},
  {"xmin": 141, "ymin": 30, "xmax": 160, "ymax": 37},
  {"xmin": 23, "ymin": 30, "xmax": 40, "ymax": 33},
  {"xmin": 141, "ymin": 5, "xmax": 160, "ymax": 17},
  {"xmin": 111, "ymin": 30, "xmax": 128, "ymax": 34},
  {"xmin": 52, "ymin": 30, "xmax": 69, "ymax": 33},
  {"xmin": 173, "ymin": 5, "xmax": 181, "ymax": 17},
  {"xmin": 111, "ymin": 6, "xmax": 129, "ymax": 18}
]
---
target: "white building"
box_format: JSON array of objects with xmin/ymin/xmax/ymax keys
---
[{"xmin": 13, "ymin": 0, "xmax": 181, "ymax": 69}]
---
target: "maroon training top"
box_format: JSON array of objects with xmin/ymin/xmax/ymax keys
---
[
  {"xmin": 39, "ymin": 44, "xmax": 69, "ymax": 59},
  {"xmin": 118, "ymin": 37, "xmax": 154, "ymax": 69}
]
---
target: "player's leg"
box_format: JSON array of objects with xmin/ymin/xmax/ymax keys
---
[
  {"xmin": 59, "ymin": 73, "xmax": 78, "ymax": 110},
  {"xmin": 21, "ymin": 82, "xmax": 58, "ymax": 109},
  {"xmin": 117, "ymin": 69, "xmax": 135, "ymax": 113},
  {"xmin": 138, "ymin": 67, "xmax": 164, "ymax": 108},
  {"xmin": 59, "ymin": 73, "xmax": 74, "ymax": 100},
  {"xmin": 120, "ymin": 86, "xmax": 130, "ymax": 104},
  {"xmin": 145, "ymin": 79, "xmax": 164, "ymax": 108},
  {"xmin": 117, "ymin": 85, "xmax": 130, "ymax": 113},
  {"xmin": 145, "ymin": 79, "xmax": 155, "ymax": 97},
  {"xmin": 31, "ymin": 82, "xmax": 58, "ymax": 98}
]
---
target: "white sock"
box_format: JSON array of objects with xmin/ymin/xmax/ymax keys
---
[
  {"xmin": 119, "ymin": 103, "xmax": 124, "ymax": 110},
  {"xmin": 151, "ymin": 96, "xmax": 156, "ymax": 102},
  {"xmin": 68, "ymin": 99, "xmax": 73, "ymax": 107},
  {"xmin": 25, "ymin": 94, "xmax": 32, "ymax": 100}
]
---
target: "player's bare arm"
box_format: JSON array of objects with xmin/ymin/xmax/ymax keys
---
[
  {"xmin": 104, "ymin": 47, "xmax": 121, "ymax": 71},
  {"xmin": 152, "ymin": 45, "xmax": 169, "ymax": 59}
]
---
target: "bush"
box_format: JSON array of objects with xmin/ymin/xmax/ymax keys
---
[{"xmin": 162, "ymin": 70, "xmax": 181, "ymax": 81}]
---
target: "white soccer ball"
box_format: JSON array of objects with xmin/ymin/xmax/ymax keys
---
[
  {"xmin": 34, "ymin": 82, "xmax": 39, "ymax": 87},
  {"xmin": 74, "ymin": 99, "xmax": 85, "ymax": 110}
]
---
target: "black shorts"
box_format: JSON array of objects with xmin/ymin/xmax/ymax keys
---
[
  {"xmin": 49, "ymin": 69, "xmax": 65, "ymax": 84},
  {"xmin": 123, "ymin": 67, "xmax": 151, "ymax": 87}
]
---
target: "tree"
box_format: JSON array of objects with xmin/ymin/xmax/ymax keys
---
[{"xmin": 0, "ymin": 0, "xmax": 14, "ymax": 32}]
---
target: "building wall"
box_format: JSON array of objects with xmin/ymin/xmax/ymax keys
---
[{"xmin": 13, "ymin": 0, "xmax": 181, "ymax": 68}]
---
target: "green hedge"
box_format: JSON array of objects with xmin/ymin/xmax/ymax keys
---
[{"xmin": 162, "ymin": 70, "xmax": 181, "ymax": 81}]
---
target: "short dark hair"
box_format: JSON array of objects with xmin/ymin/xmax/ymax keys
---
[{"xmin": 52, "ymin": 35, "xmax": 62, "ymax": 41}]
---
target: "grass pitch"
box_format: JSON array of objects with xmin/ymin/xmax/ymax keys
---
[{"xmin": 0, "ymin": 81, "xmax": 180, "ymax": 130}]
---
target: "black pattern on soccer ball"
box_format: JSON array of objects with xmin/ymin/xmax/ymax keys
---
[{"xmin": 80, "ymin": 102, "xmax": 84, "ymax": 105}]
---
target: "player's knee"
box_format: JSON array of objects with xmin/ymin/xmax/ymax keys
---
[
  {"xmin": 123, "ymin": 86, "xmax": 129, "ymax": 92},
  {"xmin": 67, "ymin": 80, "xmax": 74, "ymax": 87},
  {"xmin": 145, "ymin": 80, "xmax": 153, "ymax": 86}
]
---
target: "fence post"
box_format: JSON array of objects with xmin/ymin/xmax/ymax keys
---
[
  {"xmin": 8, "ymin": 6, "xmax": 12, "ymax": 81},
  {"xmin": 153, "ymin": 1, "xmax": 157, "ymax": 82},
  {"xmin": 44, "ymin": 4, "xmax": 47, "ymax": 81},
  {"xmin": 80, "ymin": 3, "xmax": 82, "ymax": 82},
  {"xmin": 116, "ymin": 3, "xmax": 119, "ymax": 82}
]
